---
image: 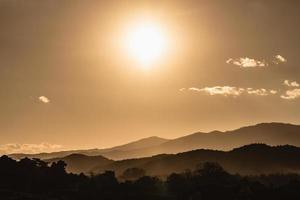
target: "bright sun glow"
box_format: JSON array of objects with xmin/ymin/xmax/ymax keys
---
[{"xmin": 125, "ymin": 22, "xmax": 168, "ymax": 68}]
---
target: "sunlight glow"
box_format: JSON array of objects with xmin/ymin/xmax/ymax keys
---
[{"xmin": 125, "ymin": 21, "xmax": 168, "ymax": 69}]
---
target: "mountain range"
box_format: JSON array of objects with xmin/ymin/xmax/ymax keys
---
[
  {"xmin": 92, "ymin": 143, "xmax": 300, "ymax": 176},
  {"xmin": 10, "ymin": 122, "xmax": 300, "ymax": 160},
  {"xmin": 43, "ymin": 143, "xmax": 300, "ymax": 177}
]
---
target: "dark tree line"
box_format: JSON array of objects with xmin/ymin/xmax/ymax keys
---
[{"xmin": 1, "ymin": 155, "xmax": 300, "ymax": 200}]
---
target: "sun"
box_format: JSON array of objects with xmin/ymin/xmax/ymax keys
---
[{"xmin": 125, "ymin": 21, "xmax": 168, "ymax": 68}]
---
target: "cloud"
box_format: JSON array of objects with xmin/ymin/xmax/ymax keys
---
[
  {"xmin": 246, "ymin": 88, "xmax": 276, "ymax": 96},
  {"xmin": 0, "ymin": 143, "xmax": 63, "ymax": 155},
  {"xmin": 181, "ymin": 86, "xmax": 277, "ymax": 97},
  {"xmin": 274, "ymin": 55, "xmax": 287, "ymax": 64},
  {"xmin": 281, "ymin": 89, "xmax": 300, "ymax": 100},
  {"xmin": 180, "ymin": 86, "xmax": 244, "ymax": 97},
  {"xmin": 38, "ymin": 96, "xmax": 50, "ymax": 103},
  {"xmin": 198, "ymin": 86, "xmax": 245, "ymax": 96},
  {"xmin": 281, "ymin": 80, "xmax": 300, "ymax": 100},
  {"xmin": 227, "ymin": 55, "xmax": 287, "ymax": 67},
  {"xmin": 270, "ymin": 90, "xmax": 278, "ymax": 94},
  {"xmin": 188, "ymin": 87, "xmax": 202, "ymax": 92},
  {"xmin": 226, "ymin": 57, "xmax": 267, "ymax": 68},
  {"xmin": 283, "ymin": 80, "xmax": 299, "ymax": 87}
]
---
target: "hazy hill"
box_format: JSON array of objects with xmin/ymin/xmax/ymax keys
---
[
  {"xmin": 46, "ymin": 153, "xmax": 113, "ymax": 174},
  {"xmin": 9, "ymin": 136, "xmax": 169, "ymax": 160},
  {"xmin": 10, "ymin": 149, "xmax": 103, "ymax": 161},
  {"xmin": 9, "ymin": 122, "xmax": 300, "ymax": 160},
  {"xmin": 92, "ymin": 144, "xmax": 300, "ymax": 176},
  {"xmin": 102, "ymin": 136, "xmax": 168, "ymax": 152}
]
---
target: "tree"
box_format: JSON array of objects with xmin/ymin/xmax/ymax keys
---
[{"xmin": 121, "ymin": 167, "xmax": 146, "ymax": 180}]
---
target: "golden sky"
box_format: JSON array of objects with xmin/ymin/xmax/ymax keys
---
[{"xmin": 0, "ymin": 0, "xmax": 300, "ymax": 153}]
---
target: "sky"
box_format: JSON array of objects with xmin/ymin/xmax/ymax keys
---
[{"xmin": 1, "ymin": 0, "xmax": 300, "ymax": 154}]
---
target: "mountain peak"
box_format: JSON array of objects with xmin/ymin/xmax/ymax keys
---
[
  {"xmin": 136, "ymin": 136, "xmax": 168, "ymax": 142},
  {"xmin": 105, "ymin": 136, "xmax": 169, "ymax": 152},
  {"xmin": 239, "ymin": 122, "xmax": 298, "ymax": 130}
]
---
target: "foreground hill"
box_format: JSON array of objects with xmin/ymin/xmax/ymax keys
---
[
  {"xmin": 9, "ymin": 122, "xmax": 300, "ymax": 160},
  {"xmin": 45, "ymin": 143, "xmax": 300, "ymax": 176},
  {"xmin": 3, "ymin": 154, "xmax": 300, "ymax": 200},
  {"xmin": 91, "ymin": 144, "xmax": 300, "ymax": 176}
]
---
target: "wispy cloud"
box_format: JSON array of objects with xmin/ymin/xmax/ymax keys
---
[
  {"xmin": 246, "ymin": 88, "xmax": 278, "ymax": 96},
  {"xmin": 0, "ymin": 143, "xmax": 63, "ymax": 155},
  {"xmin": 281, "ymin": 89, "xmax": 300, "ymax": 100},
  {"xmin": 180, "ymin": 86, "xmax": 278, "ymax": 97},
  {"xmin": 283, "ymin": 80, "xmax": 299, "ymax": 87},
  {"xmin": 270, "ymin": 90, "xmax": 278, "ymax": 94},
  {"xmin": 188, "ymin": 87, "xmax": 202, "ymax": 92},
  {"xmin": 38, "ymin": 96, "xmax": 50, "ymax": 104},
  {"xmin": 226, "ymin": 57, "xmax": 267, "ymax": 68},
  {"xmin": 198, "ymin": 86, "xmax": 245, "ymax": 96}
]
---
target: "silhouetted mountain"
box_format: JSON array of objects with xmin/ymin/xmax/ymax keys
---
[
  {"xmin": 101, "ymin": 122, "xmax": 300, "ymax": 159},
  {"xmin": 84, "ymin": 122, "xmax": 300, "ymax": 160},
  {"xmin": 9, "ymin": 123, "xmax": 300, "ymax": 160},
  {"xmin": 103, "ymin": 136, "xmax": 169, "ymax": 152},
  {"xmin": 91, "ymin": 144, "xmax": 300, "ymax": 176},
  {"xmin": 46, "ymin": 154, "xmax": 113, "ymax": 174}
]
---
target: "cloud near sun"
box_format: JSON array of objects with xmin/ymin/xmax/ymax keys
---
[
  {"xmin": 226, "ymin": 57, "xmax": 267, "ymax": 68},
  {"xmin": 226, "ymin": 55, "xmax": 286, "ymax": 68}
]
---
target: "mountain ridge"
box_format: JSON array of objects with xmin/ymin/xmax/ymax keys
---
[
  {"xmin": 9, "ymin": 122, "xmax": 300, "ymax": 160},
  {"xmin": 9, "ymin": 136, "xmax": 169, "ymax": 160},
  {"xmin": 43, "ymin": 143, "xmax": 300, "ymax": 176}
]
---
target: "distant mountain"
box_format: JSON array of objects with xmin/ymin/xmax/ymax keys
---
[
  {"xmin": 10, "ymin": 149, "xmax": 104, "ymax": 161},
  {"xmin": 95, "ymin": 122, "xmax": 300, "ymax": 160},
  {"xmin": 92, "ymin": 144, "xmax": 300, "ymax": 176},
  {"xmin": 9, "ymin": 122, "xmax": 300, "ymax": 160},
  {"xmin": 132, "ymin": 122, "xmax": 300, "ymax": 155},
  {"xmin": 102, "ymin": 136, "xmax": 168, "ymax": 152},
  {"xmin": 9, "ymin": 136, "xmax": 169, "ymax": 160},
  {"xmin": 46, "ymin": 154, "xmax": 113, "ymax": 174}
]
